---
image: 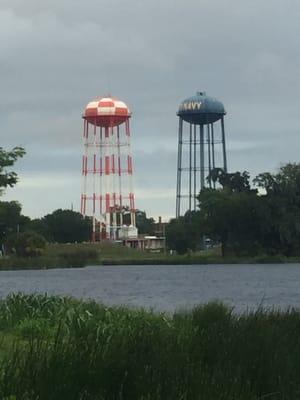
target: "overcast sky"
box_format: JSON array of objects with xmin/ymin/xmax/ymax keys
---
[{"xmin": 1, "ymin": 0, "xmax": 300, "ymax": 221}]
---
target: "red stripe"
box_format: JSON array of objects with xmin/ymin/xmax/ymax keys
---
[
  {"xmin": 105, "ymin": 193, "xmax": 110, "ymax": 212},
  {"xmin": 127, "ymin": 156, "xmax": 132, "ymax": 174},
  {"xmin": 98, "ymin": 101, "xmax": 114, "ymax": 107},
  {"xmin": 85, "ymin": 108, "xmax": 98, "ymax": 116},
  {"xmin": 93, "ymin": 154, "xmax": 96, "ymax": 174},
  {"xmin": 115, "ymin": 107, "xmax": 128, "ymax": 115},
  {"xmin": 112, "ymin": 155, "xmax": 115, "ymax": 174},
  {"xmin": 105, "ymin": 156, "xmax": 110, "ymax": 175}
]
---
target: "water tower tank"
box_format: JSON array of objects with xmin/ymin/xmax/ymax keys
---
[
  {"xmin": 83, "ymin": 97, "xmax": 131, "ymax": 127},
  {"xmin": 177, "ymin": 91, "xmax": 226, "ymax": 125}
]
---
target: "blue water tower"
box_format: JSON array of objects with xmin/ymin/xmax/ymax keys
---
[{"xmin": 176, "ymin": 91, "xmax": 228, "ymax": 217}]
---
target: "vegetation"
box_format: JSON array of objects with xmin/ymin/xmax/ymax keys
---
[
  {"xmin": 2, "ymin": 144, "xmax": 300, "ymax": 265},
  {"xmin": 0, "ymin": 147, "xmax": 26, "ymax": 246},
  {"xmin": 166, "ymin": 211, "xmax": 201, "ymax": 254},
  {"xmin": 0, "ymin": 146, "xmax": 25, "ymax": 194},
  {"xmin": 0, "ymin": 293, "xmax": 297, "ymax": 399},
  {"xmin": 1, "ymin": 240, "xmax": 300, "ymax": 270},
  {"xmin": 5, "ymin": 231, "xmax": 46, "ymax": 257},
  {"xmin": 135, "ymin": 210, "xmax": 156, "ymax": 234},
  {"xmin": 35, "ymin": 209, "xmax": 93, "ymax": 243},
  {"xmin": 167, "ymin": 163, "xmax": 300, "ymax": 257},
  {"xmin": 0, "ymin": 207, "xmax": 94, "ymax": 258},
  {"xmin": 0, "ymin": 200, "xmax": 30, "ymax": 245}
]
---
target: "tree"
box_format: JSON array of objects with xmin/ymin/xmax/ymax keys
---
[
  {"xmin": 27, "ymin": 218, "xmax": 50, "ymax": 239},
  {"xmin": 0, "ymin": 147, "xmax": 25, "ymax": 194},
  {"xmin": 197, "ymin": 189, "xmax": 234, "ymax": 256},
  {"xmin": 198, "ymin": 164, "xmax": 300, "ymax": 257},
  {"xmin": 42, "ymin": 209, "xmax": 92, "ymax": 243},
  {"xmin": 167, "ymin": 168, "xmax": 260, "ymax": 256},
  {"xmin": 0, "ymin": 201, "xmax": 31, "ymax": 244},
  {"xmin": 135, "ymin": 210, "xmax": 155, "ymax": 234},
  {"xmin": 6, "ymin": 231, "xmax": 46, "ymax": 257},
  {"xmin": 0, "ymin": 147, "xmax": 29, "ymax": 248},
  {"xmin": 166, "ymin": 211, "xmax": 202, "ymax": 254},
  {"xmin": 254, "ymin": 163, "xmax": 300, "ymax": 197},
  {"xmin": 208, "ymin": 168, "xmax": 255, "ymax": 193},
  {"xmin": 253, "ymin": 163, "xmax": 300, "ymax": 255},
  {"xmin": 198, "ymin": 188, "xmax": 267, "ymax": 256}
]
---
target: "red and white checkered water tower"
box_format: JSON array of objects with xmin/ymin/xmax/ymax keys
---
[{"xmin": 80, "ymin": 96, "xmax": 137, "ymax": 241}]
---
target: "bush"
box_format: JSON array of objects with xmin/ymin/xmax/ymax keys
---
[
  {"xmin": 5, "ymin": 231, "xmax": 46, "ymax": 257},
  {"xmin": 58, "ymin": 248, "xmax": 99, "ymax": 267}
]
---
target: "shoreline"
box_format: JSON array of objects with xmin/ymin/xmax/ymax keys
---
[
  {"xmin": 1, "ymin": 254, "xmax": 300, "ymax": 271},
  {"xmin": 2, "ymin": 242, "xmax": 300, "ymax": 270}
]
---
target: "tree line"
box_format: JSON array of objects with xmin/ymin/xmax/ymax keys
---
[
  {"xmin": 166, "ymin": 163, "xmax": 300, "ymax": 257},
  {"xmin": 2, "ymin": 145, "xmax": 300, "ymax": 259},
  {"xmin": 0, "ymin": 146, "xmax": 158, "ymax": 256},
  {"xmin": 0, "ymin": 147, "xmax": 94, "ymax": 256},
  {"xmin": 0, "ymin": 202, "xmax": 156, "ymax": 250}
]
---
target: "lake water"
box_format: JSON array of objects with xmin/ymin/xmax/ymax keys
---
[{"xmin": 0, "ymin": 264, "xmax": 300, "ymax": 313}]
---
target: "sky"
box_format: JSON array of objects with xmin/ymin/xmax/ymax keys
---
[{"xmin": 1, "ymin": 0, "xmax": 300, "ymax": 221}]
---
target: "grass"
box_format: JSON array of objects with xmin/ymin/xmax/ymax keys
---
[
  {"xmin": 0, "ymin": 293, "xmax": 299, "ymax": 398},
  {"xmin": 1, "ymin": 241, "xmax": 300, "ymax": 270}
]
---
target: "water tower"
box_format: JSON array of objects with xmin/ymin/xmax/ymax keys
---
[
  {"xmin": 81, "ymin": 96, "xmax": 137, "ymax": 241},
  {"xmin": 176, "ymin": 91, "xmax": 228, "ymax": 217}
]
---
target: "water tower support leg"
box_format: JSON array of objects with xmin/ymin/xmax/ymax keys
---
[
  {"xmin": 189, "ymin": 123, "xmax": 192, "ymax": 212},
  {"xmin": 200, "ymin": 124, "xmax": 205, "ymax": 190},
  {"xmin": 193, "ymin": 124, "xmax": 197, "ymax": 210},
  {"xmin": 207, "ymin": 124, "xmax": 212, "ymax": 188},
  {"xmin": 176, "ymin": 118, "xmax": 183, "ymax": 218},
  {"xmin": 211, "ymin": 123, "xmax": 216, "ymax": 189},
  {"xmin": 221, "ymin": 116, "xmax": 228, "ymax": 173}
]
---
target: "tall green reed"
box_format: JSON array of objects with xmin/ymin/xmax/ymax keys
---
[{"xmin": 0, "ymin": 294, "xmax": 298, "ymax": 399}]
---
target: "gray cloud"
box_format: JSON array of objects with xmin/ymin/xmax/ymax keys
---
[{"xmin": 2, "ymin": 0, "xmax": 300, "ymax": 219}]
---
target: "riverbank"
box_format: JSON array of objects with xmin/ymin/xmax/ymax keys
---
[
  {"xmin": 0, "ymin": 293, "xmax": 298, "ymax": 399},
  {"xmin": 1, "ymin": 241, "xmax": 300, "ymax": 270}
]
